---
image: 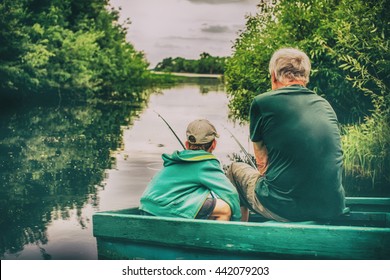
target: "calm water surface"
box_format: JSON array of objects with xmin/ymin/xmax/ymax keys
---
[{"xmin": 0, "ymin": 78, "xmax": 251, "ymax": 260}]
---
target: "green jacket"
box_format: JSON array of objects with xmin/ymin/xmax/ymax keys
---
[{"xmin": 139, "ymin": 150, "xmax": 241, "ymax": 221}]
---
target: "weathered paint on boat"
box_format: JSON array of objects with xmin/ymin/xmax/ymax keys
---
[{"xmin": 92, "ymin": 197, "xmax": 390, "ymax": 260}]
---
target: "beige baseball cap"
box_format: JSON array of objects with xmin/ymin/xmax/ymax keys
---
[{"xmin": 186, "ymin": 119, "xmax": 219, "ymax": 144}]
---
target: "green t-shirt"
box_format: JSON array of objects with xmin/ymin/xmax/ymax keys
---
[{"xmin": 250, "ymin": 85, "xmax": 345, "ymax": 221}]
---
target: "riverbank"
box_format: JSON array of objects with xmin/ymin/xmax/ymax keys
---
[{"xmin": 151, "ymin": 71, "xmax": 223, "ymax": 79}]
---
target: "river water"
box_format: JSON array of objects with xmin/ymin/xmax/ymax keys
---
[{"xmin": 0, "ymin": 77, "xmax": 251, "ymax": 260}]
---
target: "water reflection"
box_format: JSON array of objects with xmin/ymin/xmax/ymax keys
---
[
  {"xmin": 0, "ymin": 94, "xmax": 148, "ymax": 258},
  {"xmin": 180, "ymin": 77, "xmax": 225, "ymax": 94}
]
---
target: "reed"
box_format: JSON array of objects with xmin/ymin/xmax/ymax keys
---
[{"xmin": 341, "ymin": 110, "xmax": 390, "ymax": 194}]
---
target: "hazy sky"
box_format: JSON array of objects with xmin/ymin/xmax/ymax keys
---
[{"xmin": 109, "ymin": 0, "xmax": 259, "ymax": 67}]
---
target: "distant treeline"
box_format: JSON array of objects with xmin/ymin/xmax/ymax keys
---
[
  {"xmin": 0, "ymin": 0, "xmax": 150, "ymax": 99},
  {"xmin": 154, "ymin": 52, "xmax": 228, "ymax": 74}
]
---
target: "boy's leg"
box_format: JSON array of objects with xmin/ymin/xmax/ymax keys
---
[
  {"xmin": 208, "ymin": 199, "xmax": 231, "ymax": 221},
  {"xmin": 196, "ymin": 195, "xmax": 231, "ymax": 221},
  {"xmin": 240, "ymin": 206, "xmax": 249, "ymax": 222}
]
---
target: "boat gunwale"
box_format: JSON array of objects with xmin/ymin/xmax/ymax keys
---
[{"xmin": 93, "ymin": 210, "xmax": 390, "ymax": 232}]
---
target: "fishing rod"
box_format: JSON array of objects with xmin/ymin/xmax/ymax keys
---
[
  {"xmin": 223, "ymin": 125, "xmax": 257, "ymax": 169},
  {"xmin": 154, "ymin": 110, "xmax": 186, "ymax": 150},
  {"xmin": 223, "ymin": 125, "xmax": 260, "ymax": 215}
]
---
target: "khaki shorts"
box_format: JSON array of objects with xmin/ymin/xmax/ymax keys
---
[
  {"xmin": 226, "ymin": 162, "xmax": 289, "ymax": 222},
  {"xmin": 195, "ymin": 196, "xmax": 217, "ymax": 219}
]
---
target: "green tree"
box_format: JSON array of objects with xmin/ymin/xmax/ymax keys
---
[
  {"xmin": 154, "ymin": 53, "xmax": 227, "ymax": 74},
  {"xmin": 0, "ymin": 0, "xmax": 149, "ymax": 99},
  {"xmin": 155, "ymin": 57, "xmax": 174, "ymax": 72},
  {"xmin": 0, "ymin": 0, "xmax": 33, "ymax": 93}
]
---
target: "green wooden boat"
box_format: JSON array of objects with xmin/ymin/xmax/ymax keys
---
[{"xmin": 93, "ymin": 197, "xmax": 390, "ymax": 260}]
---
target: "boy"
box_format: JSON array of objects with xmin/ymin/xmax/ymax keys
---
[{"xmin": 140, "ymin": 119, "xmax": 241, "ymax": 221}]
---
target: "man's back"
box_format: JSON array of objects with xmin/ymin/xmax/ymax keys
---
[{"xmin": 250, "ymin": 85, "xmax": 345, "ymax": 221}]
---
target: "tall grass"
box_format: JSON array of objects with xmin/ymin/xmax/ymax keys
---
[{"xmin": 341, "ymin": 110, "xmax": 390, "ymax": 195}]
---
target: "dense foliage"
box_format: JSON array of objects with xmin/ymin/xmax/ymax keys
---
[
  {"xmin": 0, "ymin": 0, "xmax": 149, "ymax": 99},
  {"xmin": 154, "ymin": 52, "xmax": 227, "ymax": 74},
  {"xmin": 226, "ymin": 0, "xmax": 389, "ymax": 194}
]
